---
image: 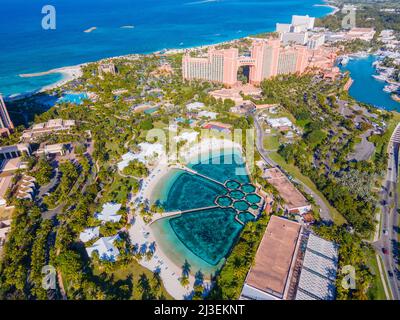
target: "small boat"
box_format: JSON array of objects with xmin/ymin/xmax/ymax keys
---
[
  {"xmin": 340, "ymin": 56, "xmax": 349, "ymax": 66},
  {"xmin": 372, "ymin": 74, "xmax": 387, "ymax": 81}
]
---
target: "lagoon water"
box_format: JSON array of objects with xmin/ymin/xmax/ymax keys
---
[
  {"xmin": 150, "ymin": 151, "xmax": 253, "ymax": 275},
  {"xmin": 0, "ymin": 0, "xmax": 332, "ymax": 97},
  {"xmin": 340, "ymin": 55, "xmax": 400, "ymax": 111}
]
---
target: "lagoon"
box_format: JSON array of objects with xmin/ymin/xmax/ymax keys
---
[
  {"xmin": 150, "ymin": 151, "xmax": 258, "ymax": 275},
  {"xmin": 340, "ymin": 55, "xmax": 400, "ymax": 111}
]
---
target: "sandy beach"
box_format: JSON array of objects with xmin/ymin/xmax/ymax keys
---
[{"xmin": 19, "ymin": 65, "xmax": 84, "ymax": 93}]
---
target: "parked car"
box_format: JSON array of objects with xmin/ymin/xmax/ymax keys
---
[
  {"xmin": 383, "ymin": 229, "xmax": 389, "ymax": 236},
  {"xmin": 382, "ymin": 248, "xmax": 389, "ymax": 255}
]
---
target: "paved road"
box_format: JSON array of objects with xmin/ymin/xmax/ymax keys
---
[
  {"xmin": 253, "ymin": 112, "xmax": 333, "ymax": 223},
  {"xmin": 373, "ymin": 141, "xmax": 400, "ymax": 300}
]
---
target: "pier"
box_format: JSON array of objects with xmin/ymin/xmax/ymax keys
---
[
  {"xmin": 150, "ymin": 205, "xmax": 219, "ymax": 224},
  {"xmin": 171, "ymin": 164, "xmax": 225, "ymax": 187}
]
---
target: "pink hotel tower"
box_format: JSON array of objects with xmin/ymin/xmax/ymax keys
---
[{"xmin": 182, "ymin": 39, "xmax": 310, "ymax": 86}]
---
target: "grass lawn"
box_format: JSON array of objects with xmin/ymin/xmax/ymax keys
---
[
  {"xmin": 263, "ymin": 133, "xmax": 280, "ymax": 151},
  {"xmin": 92, "ymin": 259, "xmax": 173, "ymax": 300},
  {"xmin": 102, "ymin": 175, "xmax": 138, "ymax": 203},
  {"xmin": 269, "ymin": 151, "xmax": 347, "ymax": 225},
  {"xmin": 367, "ymin": 253, "xmax": 388, "ymax": 300}
]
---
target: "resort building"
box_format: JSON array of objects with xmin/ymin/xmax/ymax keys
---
[
  {"xmin": 118, "ymin": 142, "xmax": 165, "ymax": 170},
  {"xmin": 266, "ymin": 117, "xmax": 293, "ymax": 129},
  {"xmin": 22, "ymin": 119, "xmax": 75, "ymax": 141},
  {"xmin": 15, "ymin": 175, "xmax": 36, "ymax": 201},
  {"xmin": 86, "ymin": 235, "xmax": 120, "ymax": 261},
  {"xmin": 345, "ymin": 28, "xmax": 376, "ymax": 41},
  {"xmin": 209, "ymin": 84, "xmax": 262, "ymax": 106},
  {"xmin": 35, "ymin": 143, "xmax": 66, "ymax": 157},
  {"xmin": 94, "ymin": 203, "xmax": 122, "ymax": 223},
  {"xmin": 307, "ymin": 34, "xmax": 326, "ymax": 50},
  {"xmin": 0, "ymin": 157, "xmax": 28, "ymax": 173},
  {"xmin": 263, "ymin": 168, "xmax": 311, "ymax": 214},
  {"xmin": 202, "ymin": 121, "xmax": 232, "ymax": 133},
  {"xmin": 0, "ymin": 144, "xmax": 31, "ymax": 160},
  {"xmin": 282, "ymin": 32, "xmax": 309, "ymax": 46},
  {"xmin": 198, "ymin": 111, "xmax": 218, "ymax": 119},
  {"xmin": 183, "ymin": 38, "xmax": 311, "ymax": 86},
  {"xmin": 240, "ymin": 215, "xmax": 302, "ymax": 300},
  {"xmin": 291, "ymin": 15, "xmax": 315, "ymax": 31},
  {"xmin": 186, "ymin": 102, "xmax": 205, "ymax": 111},
  {"xmin": 276, "ymin": 15, "xmax": 315, "ymax": 34},
  {"xmin": 79, "ymin": 226, "xmax": 100, "ymax": 243},
  {"xmin": 0, "ymin": 95, "xmax": 14, "ymax": 137},
  {"xmin": 98, "ymin": 62, "xmax": 117, "ymax": 76},
  {"xmin": 295, "ymin": 234, "xmax": 339, "ymax": 300}
]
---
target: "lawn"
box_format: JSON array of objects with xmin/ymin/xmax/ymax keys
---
[
  {"xmin": 92, "ymin": 259, "xmax": 173, "ymax": 300},
  {"xmin": 367, "ymin": 253, "xmax": 387, "ymax": 300},
  {"xmin": 268, "ymin": 151, "xmax": 347, "ymax": 225},
  {"xmin": 263, "ymin": 133, "xmax": 280, "ymax": 150}
]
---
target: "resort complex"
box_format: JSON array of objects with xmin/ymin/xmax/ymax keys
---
[
  {"xmin": 182, "ymin": 33, "xmax": 338, "ymax": 86},
  {"xmin": 1, "ymin": 0, "xmax": 400, "ymax": 307}
]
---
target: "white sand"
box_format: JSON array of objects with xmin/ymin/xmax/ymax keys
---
[{"xmin": 19, "ymin": 65, "xmax": 83, "ymax": 93}]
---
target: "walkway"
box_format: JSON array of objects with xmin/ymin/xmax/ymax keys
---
[
  {"xmin": 171, "ymin": 164, "xmax": 225, "ymax": 187},
  {"xmin": 150, "ymin": 205, "xmax": 219, "ymax": 224}
]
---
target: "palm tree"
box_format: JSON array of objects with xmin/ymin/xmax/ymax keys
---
[
  {"xmin": 179, "ymin": 275, "xmax": 190, "ymax": 288},
  {"xmin": 181, "ymin": 260, "xmax": 191, "ymax": 278}
]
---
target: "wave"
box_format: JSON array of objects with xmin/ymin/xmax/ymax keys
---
[{"xmin": 185, "ymin": 0, "xmax": 219, "ymax": 5}]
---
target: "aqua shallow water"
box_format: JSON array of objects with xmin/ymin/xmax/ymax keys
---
[
  {"xmin": 151, "ymin": 151, "xmax": 258, "ymax": 274},
  {"xmin": 340, "ymin": 55, "xmax": 400, "ymax": 111},
  {"xmin": 0, "ymin": 0, "xmax": 332, "ymax": 96}
]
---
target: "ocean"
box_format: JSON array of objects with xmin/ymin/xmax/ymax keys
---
[{"xmin": 0, "ymin": 0, "xmax": 332, "ymax": 97}]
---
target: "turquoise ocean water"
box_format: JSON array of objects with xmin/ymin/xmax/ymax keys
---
[
  {"xmin": 0, "ymin": 0, "xmax": 332, "ymax": 97},
  {"xmin": 340, "ymin": 55, "xmax": 400, "ymax": 111}
]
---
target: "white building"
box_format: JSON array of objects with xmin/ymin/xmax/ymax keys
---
[
  {"xmin": 276, "ymin": 23, "xmax": 292, "ymax": 33},
  {"xmin": 282, "ymin": 32, "xmax": 309, "ymax": 45},
  {"xmin": 94, "ymin": 203, "xmax": 122, "ymax": 223},
  {"xmin": 295, "ymin": 234, "xmax": 339, "ymax": 300},
  {"xmin": 266, "ymin": 117, "xmax": 293, "ymax": 129},
  {"xmin": 86, "ymin": 235, "xmax": 120, "ymax": 261},
  {"xmin": 307, "ymin": 34, "xmax": 326, "ymax": 49},
  {"xmin": 292, "ymin": 15, "xmax": 315, "ymax": 31},
  {"xmin": 198, "ymin": 111, "xmax": 218, "ymax": 119},
  {"xmin": 117, "ymin": 142, "xmax": 165, "ymax": 171},
  {"xmin": 0, "ymin": 144, "xmax": 31, "ymax": 160},
  {"xmin": 79, "ymin": 226, "xmax": 100, "ymax": 243},
  {"xmin": 186, "ymin": 102, "xmax": 205, "ymax": 111}
]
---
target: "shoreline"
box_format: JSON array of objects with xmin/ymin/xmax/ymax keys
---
[{"xmin": 6, "ymin": 1, "xmax": 337, "ymax": 100}]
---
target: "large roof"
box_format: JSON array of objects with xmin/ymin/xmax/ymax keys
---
[
  {"xmin": 245, "ymin": 215, "xmax": 301, "ymax": 299},
  {"xmin": 264, "ymin": 168, "xmax": 309, "ymax": 210},
  {"xmin": 295, "ymin": 234, "xmax": 339, "ymax": 300},
  {"xmin": 86, "ymin": 235, "xmax": 120, "ymax": 261},
  {"xmin": 95, "ymin": 202, "xmax": 122, "ymax": 223}
]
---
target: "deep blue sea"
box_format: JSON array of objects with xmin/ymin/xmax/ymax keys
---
[
  {"xmin": 340, "ymin": 55, "xmax": 400, "ymax": 111},
  {"xmin": 0, "ymin": 0, "xmax": 332, "ymax": 97}
]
